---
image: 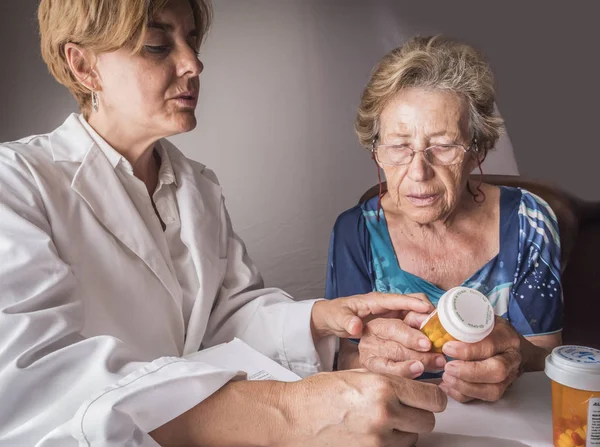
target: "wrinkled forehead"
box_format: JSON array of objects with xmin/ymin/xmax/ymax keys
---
[{"xmin": 380, "ymin": 88, "xmax": 471, "ymax": 141}]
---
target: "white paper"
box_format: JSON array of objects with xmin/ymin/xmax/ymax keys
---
[
  {"xmin": 419, "ymin": 372, "xmax": 554, "ymax": 447},
  {"xmin": 185, "ymin": 338, "xmax": 301, "ymax": 382}
]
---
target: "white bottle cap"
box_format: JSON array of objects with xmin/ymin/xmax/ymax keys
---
[
  {"xmin": 545, "ymin": 345, "xmax": 600, "ymax": 391},
  {"xmin": 437, "ymin": 287, "xmax": 495, "ymax": 343}
]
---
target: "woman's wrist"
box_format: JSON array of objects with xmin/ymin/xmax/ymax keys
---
[
  {"xmin": 150, "ymin": 380, "xmax": 294, "ymax": 447},
  {"xmin": 310, "ymin": 300, "xmax": 333, "ymax": 341}
]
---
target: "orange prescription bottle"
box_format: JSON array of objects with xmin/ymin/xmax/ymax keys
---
[
  {"xmin": 545, "ymin": 346, "xmax": 600, "ymax": 447},
  {"xmin": 419, "ymin": 287, "xmax": 495, "ymax": 353}
]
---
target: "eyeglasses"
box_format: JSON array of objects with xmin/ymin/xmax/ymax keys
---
[{"xmin": 372, "ymin": 142, "xmax": 476, "ymax": 166}]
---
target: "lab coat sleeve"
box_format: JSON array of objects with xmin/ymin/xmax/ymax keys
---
[
  {"xmin": 0, "ymin": 151, "xmax": 242, "ymax": 446},
  {"xmin": 202, "ymin": 196, "xmax": 336, "ymax": 378}
]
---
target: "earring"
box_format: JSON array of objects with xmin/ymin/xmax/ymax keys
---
[{"xmin": 91, "ymin": 91, "xmax": 99, "ymax": 113}]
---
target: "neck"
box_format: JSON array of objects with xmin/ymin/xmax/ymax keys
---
[{"xmin": 87, "ymin": 113, "xmax": 159, "ymax": 191}]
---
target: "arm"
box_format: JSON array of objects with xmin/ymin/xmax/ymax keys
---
[
  {"xmin": 201, "ymin": 194, "xmax": 336, "ymax": 377},
  {"xmin": 151, "ymin": 380, "xmax": 287, "ymax": 446},
  {"xmin": 152, "ymin": 369, "xmax": 448, "ymax": 447},
  {"xmin": 509, "ymin": 191, "xmax": 564, "ymax": 370}
]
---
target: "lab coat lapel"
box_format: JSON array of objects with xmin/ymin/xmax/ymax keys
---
[
  {"xmin": 166, "ymin": 142, "xmax": 225, "ymax": 354},
  {"xmin": 50, "ymin": 115, "xmax": 181, "ymax": 307}
]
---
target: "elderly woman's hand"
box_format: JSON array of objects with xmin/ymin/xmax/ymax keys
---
[
  {"xmin": 439, "ymin": 317, "xmax": 525, "ymax": 402},
  {"xmin": 357, "ymin": 307, "xmax": 448, "ymax": 375}
]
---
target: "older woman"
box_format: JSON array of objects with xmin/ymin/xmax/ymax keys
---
[
  {"xmin": 326, "ymin": 36, "xmax": 563, "ymax": 402},
  {"xmin": 0, "ymin": 2, "xmax": 447, "ymax": 446}
]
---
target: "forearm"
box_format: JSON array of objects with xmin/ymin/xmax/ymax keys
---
[{"xmin": 150, "ymin": 380, "xmax": 290, "ymax": 447}]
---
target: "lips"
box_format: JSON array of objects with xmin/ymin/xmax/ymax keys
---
[
  {"xmin": 172, "ymin": 91, "xmax": 198, "ymax": 108},
  {"xmin": 405, "ymin": 193, "xmax": 440, "ymax": 206},
  {"xmin": 176, "ymin": 93, "xmax": 197, "ymax": 100}
]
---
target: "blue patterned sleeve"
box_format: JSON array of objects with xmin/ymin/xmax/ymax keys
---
[
  {"xmin": 509, "ymin": 190, "xmax": 564, "ymax": 336},
  {"xmin": 325, "ymin": 206, "xmax": 373, "ymax": 300}
]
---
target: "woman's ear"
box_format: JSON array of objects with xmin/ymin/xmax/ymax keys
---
[{"xmin": 64, "ymin": 43, "xmax": 100, "ymax": 92}]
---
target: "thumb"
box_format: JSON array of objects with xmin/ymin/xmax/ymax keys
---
[{"xmin": 339, "ymin": 307, "xmax": 364, "ymax": 337}]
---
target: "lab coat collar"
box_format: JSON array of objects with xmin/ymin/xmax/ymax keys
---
[{"xmin": 49, "ymin": 113, "xmax": 94, "ymax": 163}]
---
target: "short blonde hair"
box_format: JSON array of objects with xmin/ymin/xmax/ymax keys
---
[
  {"xmin": 356, "ymin": 35, "xmax": 504, "ymax": 158},
  {"xmin": 38, "ymin": 0, "xmax": 212, "ymax": 115}
]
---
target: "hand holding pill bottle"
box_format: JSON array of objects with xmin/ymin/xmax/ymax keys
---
[{"xmin": 420, "ymin": 287, "xmax": 495, "ymax": 353}]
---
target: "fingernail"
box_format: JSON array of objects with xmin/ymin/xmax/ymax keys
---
[
  {"xmin": 443, "ymin": 342, "xmax": 458, "ymax": 357},
  {"xmin": 438, "ymin": 383, "xmax": 449, "ymax": 393},
  {"xmin": 435, "ymin": 356, "xmax": 446, "ymax": 368},
  {"xmin": 410, "ymin": 361, "xmax": 424, "ymax": 375},
  {"xmin": 418, "ymin": 338, "xmax": 431, "ymax": 350}
]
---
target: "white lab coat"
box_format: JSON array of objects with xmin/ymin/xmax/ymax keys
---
[{"xmin": 0, "ymin": 114, "xmax": 334, "ymax": 446}]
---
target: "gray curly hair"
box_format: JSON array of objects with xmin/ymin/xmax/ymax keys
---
[{"xmin": 356, "ymin": 35, "xmax": 504, "ymax": 159}]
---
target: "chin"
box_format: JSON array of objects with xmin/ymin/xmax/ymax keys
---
[
  {"xmin": 166, "ymin": 112, "xmax": 197, "ymax": 136},
  {"xmin": 405, "ymin": 207, "xmax": 445, "ymax": 225}
]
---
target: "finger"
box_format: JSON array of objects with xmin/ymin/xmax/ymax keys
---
[
  {"xmin": 367, "ymin": 318, "xmax": 432, "ymax": 352},
  {"xmin": 391, "ymin": 378, "xmax": 448, "ymax": 413},
  {"xmin": 397, "ymin": 294, "xmax": 432, "ymax": 320},
  {"xmin": 389, "ymin": 406, "xmax": 436, "ymax": 434},
  {"xmin": 345, "ymin": 314, "xmax": 364, "ymax": 337},
  {"xmin": 441, "ymin": 372, "xmax": 508, "ymax": 402},
  {"xmin": 406, "ymin": 293, "xmax": 433, "ymax": 306},
  {"xmin": 438, "ymin": 382, "xmax": 474, "ymax": 403},
  {"xmin": 323, "ymin": 306, "xmax": 364, "ymax": 338},
  {"xmin": 403, "ymin": 311, "xmax": 431, "ymax": 330},
  {"xmin": 351, "ymin": 293, "xmax": 434, "ymax": 318},
  {"xmin": 363, "ymin": 357, "xmax": 425, "ymax": 379},
  {"xmin": 442, "ymin": 338, "xmax": 501, "ymax": 361},
  {"xmin": 442, "ymin": 318, "xmax": 519, "ymax": 361},
  {"xmin": 360, "ymin": 337, "xmax": 446, "ymax": 370},
  {"xmin": 444, "ymin": 352, "xmax": 519, "ymax": 384}
]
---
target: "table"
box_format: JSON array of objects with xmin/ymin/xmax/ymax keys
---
[{"xmin": 418, "ymin": 372, "xmax": 554, "ymax": 447}]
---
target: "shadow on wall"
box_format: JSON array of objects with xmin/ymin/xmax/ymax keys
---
[
  {"xmin": 371, "ymin": 0, "xmax": 599, "ymax": 201},
  {"xmin": 0, "ymin": 1, "xmax": 78, "ymax": 141},
  {"xmin": 3, "ymin": 0, "xmax": 592, "ymax": 299}
]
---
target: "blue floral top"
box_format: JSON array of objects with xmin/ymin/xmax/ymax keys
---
[{"xmin": 325, "ymin": 186, "xmax": 563, "ymax": 337}]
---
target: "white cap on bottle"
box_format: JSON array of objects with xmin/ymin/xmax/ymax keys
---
[
  {"xmin": 437, "ymin": 287, "xmax": 495, "ymax": 343},
  {"xmin": 545, "ymin": 345, "xmax": 600, "ymax": 391}
]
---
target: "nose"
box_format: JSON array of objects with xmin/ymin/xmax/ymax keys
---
[
  {"xmin": 407, "ymin": 151, "xmax": 434, "ymax": 182},
  {"xmin": 177, "ymin": 44, "xmax": 204, "ymax": 78}
]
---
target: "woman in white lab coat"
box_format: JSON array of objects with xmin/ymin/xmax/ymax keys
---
[{"xmin": 0, "ymin": 0, "xmax": 447, "ymax": 446}]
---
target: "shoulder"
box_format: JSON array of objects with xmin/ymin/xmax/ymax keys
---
[
  {"xmin": 518, "ymin": 188, "xmax": 559, "ymax": 221},
  {"xmin": 0, "ymin": 133, "xmax": 56, "ymax": 189},
  {"xmin": 332, "ymin": 202, "xmax": 367, "ymax": 235},
  {"xmin": 0, "ymin": 133, "xmax": 54, "ymax": 167},
  {"xmin": 515, "ymin": 187, "xmax": 561, "ymax": 251}
]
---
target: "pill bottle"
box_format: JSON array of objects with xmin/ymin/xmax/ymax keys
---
[
  {"xmin": 419, "ymin": 286, "xmax": 495, "ymax": 353},
  {"xmin": 545, "ymin": 345, "xmax": 600, "ymax": 447}
]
